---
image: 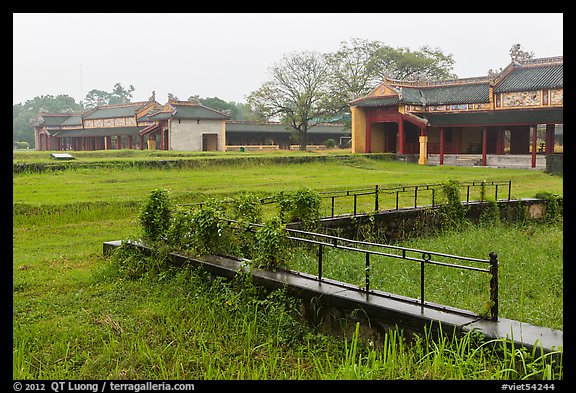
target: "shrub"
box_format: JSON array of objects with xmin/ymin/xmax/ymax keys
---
[
  {"xmin": 276, "ymin": 187, "xmax": 321, "ymax": 230},
  {"xmin": 324, "ymin": 138, "xmax": 336, "ymax": 148},
  {"xmin": 253, "ymin": 216, "xmax": 287, "ymax": 270},
  {"xmin": 139, "ymin": 188, "xmax": 172, "ymax": 244}
]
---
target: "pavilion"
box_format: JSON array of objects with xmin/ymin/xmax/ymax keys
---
[{"xmin": 349, "ymin": 56, "xmax": 563, "ymax": 168}]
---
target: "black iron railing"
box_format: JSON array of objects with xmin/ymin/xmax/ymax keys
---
[
  {"xmin": 223, "ymin": 219, "xmax": 499, "ymax": 321},
  {"xmin": 181, "ymin": 180, "xmax": 512, "ymax": 219},
  {"xmin": 320, "ymin": 180, "xmax": 512, "ymax": 218}
]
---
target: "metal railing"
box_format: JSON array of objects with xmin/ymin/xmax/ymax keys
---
[
  {"xmin": 223, "ymin": 219, "xmax": 499, "ymax": 321},
  {"xmin": 180, "ymin": 180, "xmax": 512, "ymax": 220},
  {"xmin": 320, "ymin": 180, "xmax": 512, "ymax": 218}
]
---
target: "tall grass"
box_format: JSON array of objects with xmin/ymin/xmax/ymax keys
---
[
  {"xmin": 13, "ymin": 153, "xmax": 563, "ymax": 380},
  {"xmin": 286, "ymin": 221, "xmax": 563, "ymax": 329}
]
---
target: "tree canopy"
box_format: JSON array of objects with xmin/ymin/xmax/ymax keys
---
[{"xmin": 247, "ymin": 39, "xmax": 457, "ymax": 149}]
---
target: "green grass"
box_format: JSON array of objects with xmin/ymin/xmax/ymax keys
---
[
  {"xmin": 13, "ymin": 151, "xmax": 563, "ymax": 380},
  {"xmin": 286, "ymin": 221, "xmax": 563, "ymax": 329}
]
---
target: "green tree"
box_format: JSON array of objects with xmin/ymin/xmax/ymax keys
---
[
  {"xmin": 13, "ymin": 94, "xmax": 82, "ymax": 148},
  {"xmin": 371, "ymin": 45, "xmax": 457, "ymax": 82},
  {"xmin": 84, "ymin": 83, "xmax": 135, "ymax": 108},
  {"xmin": 246, "ymin": 51, "xmax": 334, "ymax": 151}
]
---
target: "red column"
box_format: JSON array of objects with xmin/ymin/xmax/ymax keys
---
[
  {"xmin": 398, "ymin": 119, "xmax": 404, "ymax": 154},
  {"xmin": 482, "ymin": 127, "xmax": 487, "ymax": 166},
  {"xmin": 439, "ymin": 127, "xmax": 445, "ymax": 165},
  {"xmin": 545, "ymin": 124, "xmax": 555, "ymax": 154},
  {"xmin": 117, "ymin": 136, "xmax": 122, "ymax": 149},
  {"xmin": 365, "ymin": 121, "xmax": 372, "ymax": 153},
  {"xmin": 127, "ymin": 135, "xmax": 133, "ymax": 149},
  {"xmin": 531, "ymin": 125, "xmax": 537, "ymax": 168}
]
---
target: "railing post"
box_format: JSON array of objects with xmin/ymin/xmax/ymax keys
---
[
  {"xmin": 396, "ymin": 191, "xmax": 399, "ymax": 210},
  {"xmin": 489, "ymin": 251, "xmax": 499, "ymax": 321},
  {"xmin": 431, "ymin": 188, "xmax": 436, "ymax": 207},
  {"xmin": 421, "ymin": 253, "xmax": 430, "ymax": 310},
  {"xmin": 374, "ymin": 185, "xmax": 379, "ymax": 212},
  {"xmin": 331, "ymin": 196, "xmax": 335, "ymax": 218},
  {"xmin": 318, "ymin": 244, "xmax": 323, "ymax": 282},
  {"xmin": 353, "ymin": 194, "xmax": 357, "ymax": 216},
  {"xmin": 508, "ymin": 180, "xmax": 512, "ymax": 201},
  {"xmin": 414, "ymin": 186, "xmax": 418, "ymax": 208},
  {"xmin": 365, "ymin": 252, "xmax": 370, "ymax": 293},
  {"xmin": 495, "ymin": 184, "xmax": 499, "ymax": 201}
]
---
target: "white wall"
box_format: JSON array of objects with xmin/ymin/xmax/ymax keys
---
[{"xmin": 169, "ymin": 118, "xmax": 225, "ymax": 151}]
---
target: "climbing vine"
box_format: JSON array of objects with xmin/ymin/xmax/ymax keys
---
[
  {"xmin": 139, "ymin": 188, "xmax": 172, "ymax": 244},
  {"xmin": 437, "ymin": 179, "xmax": 468, "ymax": 231},
  {"xmin": 534, "ymin": 191, "xmax": 563, "ymax": 223},
  {"xmin": 276, "ymin": 187, "xmax": 321, "ymax": 230},
  {"xmin": 253, "ymin": 216, "xmax": 287, "ymax": 270}
]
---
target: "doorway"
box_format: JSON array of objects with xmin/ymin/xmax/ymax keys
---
[{"xmin": 202, "ymin": 133, "xmax": 219, "ymax": 151}]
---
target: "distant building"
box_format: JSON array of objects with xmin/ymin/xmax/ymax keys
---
[
  {"xmin": 31, "ymin": 98, "xmax": 229, "ymax": 152},
  {"xmin": 350, "ymin": 56, "xmax": 563, "ymax": 167},
  {"xmin": 31, "ymin": 99, "xmax": 350, "ymax": 152}
]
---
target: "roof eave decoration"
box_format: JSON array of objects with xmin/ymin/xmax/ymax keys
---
[{"xmin": 491, "ymin": 56, "xmax": 563, "ymax": 90}]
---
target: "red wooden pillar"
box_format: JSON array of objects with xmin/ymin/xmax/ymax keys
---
[
  {"xmin": 117, "ymin": 136, "xmax": 122, "ymax": 149},
  {"xmin": 127, "ymin": 135, "xmax": 133, "ymax": 149},
  {"xmin": 439, "ymin": 127, "xmax": 445, "ymax": 165},
  {"xmin": 531, "ymin": 125, "xmax": 537, "ymax": 168},
  {"xmin": 398, "ymin": 119, "xmax": 404, "ymax": 154},
  {"xmin": 482, "ymin": 127, "xmax": 487, "ymax": 166},
  {"xmin": 366, "ymin": 121, "xmax": 372, "ymax": 153},
  {"xmin": 545, "ymin": 124, "xmax": 555, "ymax": 154},
  {"xmin": 455, "ymin": 127, "xmax": 462, "ymax": 154}
]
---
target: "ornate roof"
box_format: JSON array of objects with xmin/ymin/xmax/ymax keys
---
[
  {"xmin": 147, "ymin": 100, "xmax": 230, "ymax": 121},
  {"xmin": 351, "ymin": 56, "xmax": 562, "ymax": 109},
  {"xmin": 493, "ymin": 58, "xmax": 563, "ymax": 93}
]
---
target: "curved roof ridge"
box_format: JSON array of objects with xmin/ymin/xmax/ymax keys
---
[{"xmin": 385, "ymin": 75, "xmax": 491, "ymax": 88}]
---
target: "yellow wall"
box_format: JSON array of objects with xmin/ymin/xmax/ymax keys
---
[{"xmin": 351, "ymin": 106, "xmax": 367, "ymax": 153}]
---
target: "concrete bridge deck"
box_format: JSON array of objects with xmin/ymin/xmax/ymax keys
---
[{"xmin": 103, "ymin": 240, "xmax": 562, "ymax": 354}]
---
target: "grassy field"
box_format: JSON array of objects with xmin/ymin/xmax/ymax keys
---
[{"xmin": 13, "ymin": 150, "xmax": 563, "ymax": 380}]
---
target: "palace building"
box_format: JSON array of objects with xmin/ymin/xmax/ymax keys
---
[
  {"xmin": 349, "ymin": 56, "xmax": 563, "ymax": 167},
  {"xmin": 32, "ymin": 98, "xmax": 350, "ymax": 152},
  {"xmin": 32, "ymin": 97, "xmax": 230, "ymax": 152}
]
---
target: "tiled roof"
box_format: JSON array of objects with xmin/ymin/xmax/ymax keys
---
[
  {"xmin": 494, "ymin": 63, "xmax": 563, "ymax": 93},
  {"xmin": 84, "ymin": 104, "xmax": 141, "ymax": 119},
  {"xmin": 60, "ymin": 116, "xmax": 83, "ymax": 127},
  {"xmin": 353, "ymin": 82, "xmax": 489, "ymax": 107},
  {"xmin": 419, "ymin": 83, "xmax": 490, "ymax": 105},
  {"xmin": 353, "ymin": 96, "xmax": 400, "ymax": 107},
  {"xmin": 148, "ymin": 102, "xmax": 230, "ymax": 120},
  {"xmin": 351, "ymin": 57, "xmax": 562, "ymax": 108},
  {"xmin": 39, "ymin": 114, "xmax": 71, "ymax": 127}
]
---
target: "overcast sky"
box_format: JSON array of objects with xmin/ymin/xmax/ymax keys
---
[{"xmin": 13, "ymin": 13, "xmax": 563, "ymax": 106}]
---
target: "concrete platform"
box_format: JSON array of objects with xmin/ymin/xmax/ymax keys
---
[{"xmin": 103, "ymin": 240, "xmax": 562, "ymax": 354}]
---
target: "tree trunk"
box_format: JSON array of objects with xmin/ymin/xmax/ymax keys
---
[{"xmin": 299, "ymin": 131, "xmax": 307, "ymax": 151}]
